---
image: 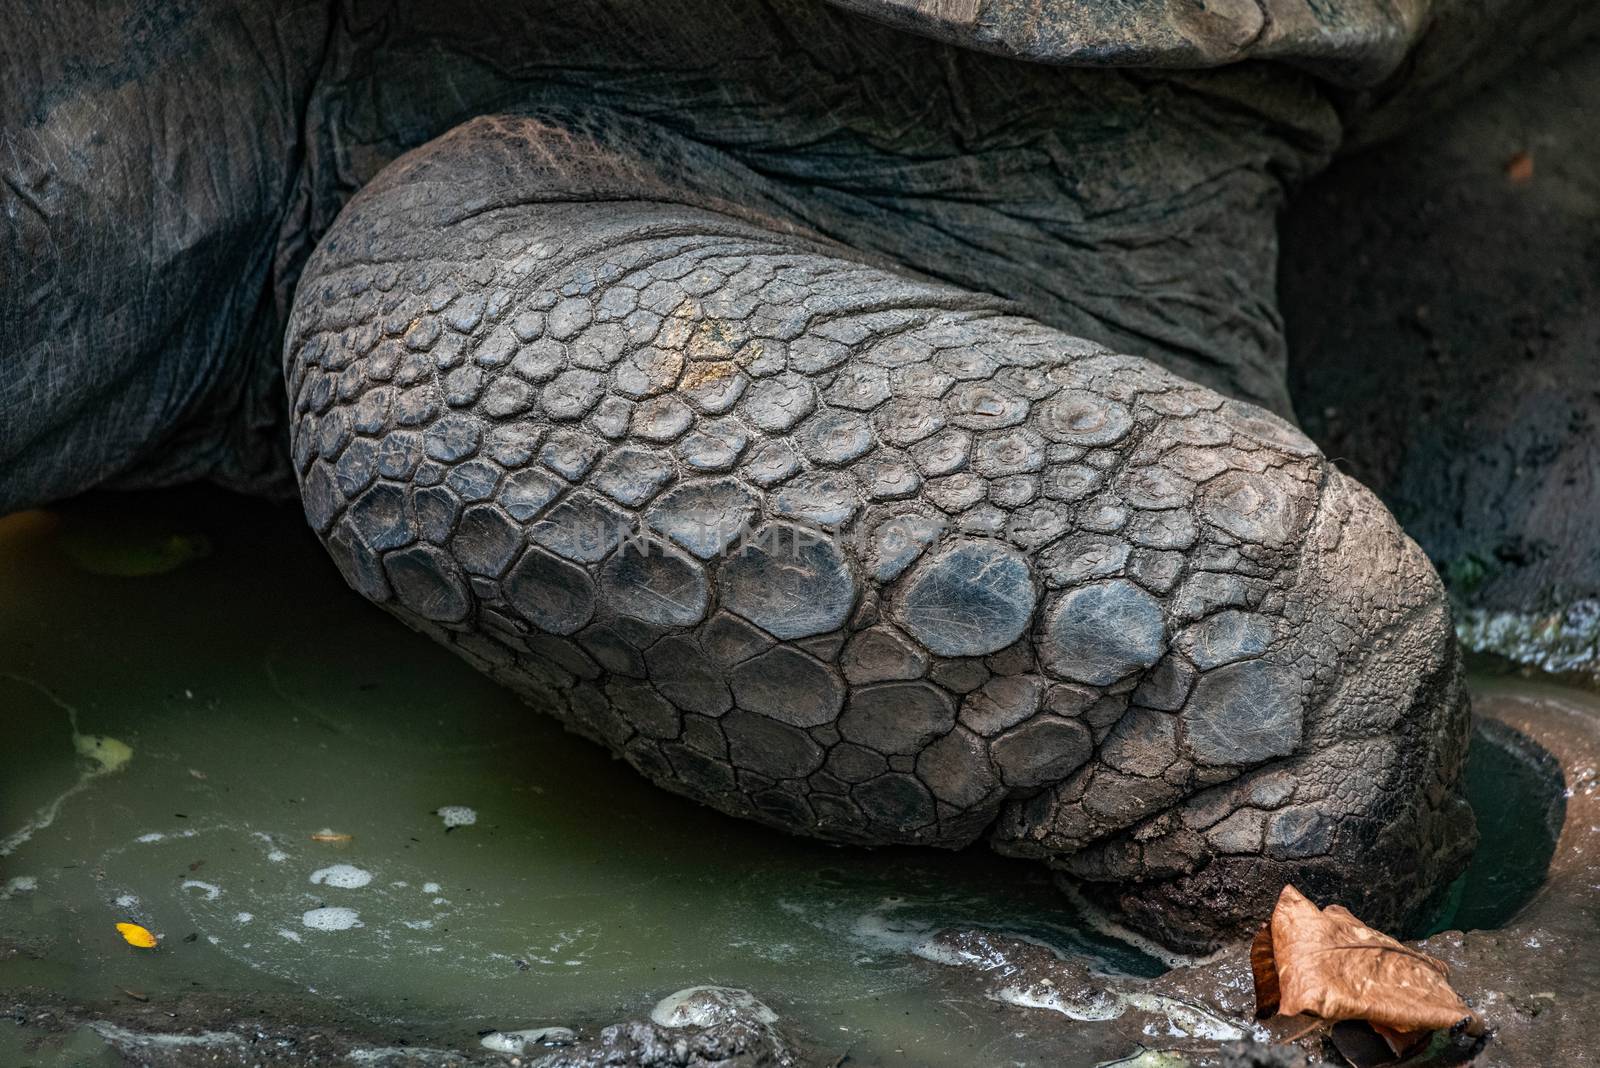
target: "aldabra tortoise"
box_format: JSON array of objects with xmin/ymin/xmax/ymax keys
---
[{"xmin": 11, "ymin": 0, "xmax": 1573, "ymax": 948}]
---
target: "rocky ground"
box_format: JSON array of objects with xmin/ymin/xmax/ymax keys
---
[
  {"xmin": 912, "ymin": 685, "xmax": 1599, "ymax": 1067},
  {"xmin": 1282, "ymin": 34, "xmax": 1600, "ymax": 681},
  {"xmin": 0, "ymin": 986, "xmax": 805, "ymax": 1067}
]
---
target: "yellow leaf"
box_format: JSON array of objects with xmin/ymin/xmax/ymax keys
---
[
  {"xmin": 116, "ymin": 922, "xmax": 159, "ymax": 949},
  {"xmin": 75, "ymin": 733, "xmax": 134, "ymax": 773}
]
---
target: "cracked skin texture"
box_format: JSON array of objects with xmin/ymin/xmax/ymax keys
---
[
  {"xmin": 4, "ymin": 0, "xmax": 1527, "ymax": 949},
  {"xmin": 284, "ymin": 105, "xmax": 1474, "ymax": 949}
]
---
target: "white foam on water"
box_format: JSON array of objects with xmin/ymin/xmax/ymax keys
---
[
  {"xmin": 114, "ymin": 893, "xmax": 139, "ymax": 908},
  {"xmin": 309, "ymin": 864, "xmax": 373, "ymax": 889},
  {"xmin": 910, "ymin": 938, "xmax": 985, "ymax": 969},
  {"xmin": 992, "ymin": 983, "xmax": 1255, "ymax": 1043},
  {"xmin": 91, "ymin": 1022, "xmax": 244, "ymax": 1051},
  {"xmin": 1123, "ymin": 992, "xmax": 1255, "ymax": 1042},
  {"xmin": 479, "ymin": 1032, "xmax": 524, "ymax": 1055},
  {"xmin": 403, "ymin": 919, "xmax": 434, "ymax": 930},
  {"xmin": 234, "ymin": 912, "xmax": 254, "ymax": 924},
  {"xmin": 0, "ymin": 675, "xmax": 131, "ymax": 858},
  {"xmin": 135, "ymin": 832, "xmax": 165, "ymax": 843},
  {"xmin": 993, "ymin": 983, "xmax": 1123, "ymax": 1023},
  {"xmin": 1056, "ymin": 882, "xmax": 1222, "ymax": 971},
  {"xmin": 435, "ymin": 805, "xmax": 476, "ymax": 828},
  {"xmin": 302, "ymin": 906, "xmax": 362, "ymax": 932},
  {"xmin": 480, "ymin": 1028, "xmax": 576, "ymax": 1054},
  {"xmin": 276, "ymin": 928, "xmax": 303, "ymax": 943},
  {"xmin": 4, "ymin": 876, "xmax": 37, "ymax": 895},
  {"xmin": 180, "ymin": 880, "xmax": 221, "ymax": 901},
  {"xmin": 849, "ymin": 901, "xmax": 934, "ymax": 954},
  {"xmin": 422, "ymin": 881, "xmax": 441, "ymax": 893},
  {"xmin": 252, "ymin": 832, "xmax": 290, "ymax": 863},
  {"xmin": 347, "ymin": 1046, "xmax": 460, "ymax": 1064}
]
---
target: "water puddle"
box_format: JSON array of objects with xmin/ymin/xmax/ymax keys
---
[
  {"xmin": 0, "ymin": 491, "xmax": 1162, "ymax": 1065},
  {"xmin": 0, "ymin": 490, "xmax": 1577, "ymax": 1065}
]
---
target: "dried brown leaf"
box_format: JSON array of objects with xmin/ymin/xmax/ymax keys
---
[
  {"xmin": 1251, "ymin": 920, "xmax": 1280, "ymax": 1019},
  {"xmin": 1263, "ymin": 885, "xmax": 1482, "ymax": 1040},
  {"xmin": 1371, "ymin": 1021, "xmax": 1432, "ymax": 1058}
]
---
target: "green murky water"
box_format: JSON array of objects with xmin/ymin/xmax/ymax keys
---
[
  {"xmin": 0, "ymin": 490, "xmax": 1165, "ymax": 1066},
  {"xmin": 0, "ymin": 489, "xmax": 1572, "ymax": 1066}
]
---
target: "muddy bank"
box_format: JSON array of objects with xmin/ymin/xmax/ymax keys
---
[
  {"xmin": 917, "ymin": 683, "xmax": 1600, "ymax": 1067},
  {"xmin": 0, "ymin": 987, "xmax": 802, "ymax": 1068}
]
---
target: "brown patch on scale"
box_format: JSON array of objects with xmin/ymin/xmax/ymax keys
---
[
  {"xmin": 686, "ymin": 316, "xmax": 739, "ymax": 361},
  {"xmin": 678, "ymin": 359, "xmax": 739, "ymax": 391}
]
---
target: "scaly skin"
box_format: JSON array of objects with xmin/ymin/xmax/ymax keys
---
[
  {"xmin": 0, "ymin": 0, "xmax": 1504, "ymax": 952},
  {"xmin": 284, "ymin": 112, "xmax": 1474, "ymax": 948}
]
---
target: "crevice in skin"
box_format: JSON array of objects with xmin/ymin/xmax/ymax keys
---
[
  {"xmin": 271, "ymin": 0, "xmax": 343, "ymax": 324},
  {"xmin": 294, "ymin": 1, "xmax": 1344, "ymax": 404}
]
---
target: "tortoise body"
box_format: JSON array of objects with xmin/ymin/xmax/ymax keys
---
[{"xmin": 7, "ymin": 0, "xmax": 1586, "ymax": 946}]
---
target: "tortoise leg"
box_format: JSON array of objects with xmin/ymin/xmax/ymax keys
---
[{"xmin": 284, "ymin": 110, "xmax": 1473, "ymax": 949}]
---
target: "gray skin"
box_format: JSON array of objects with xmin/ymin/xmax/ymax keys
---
[{"xmin": 9, "ymin": 0, "xmax": 1571, "ymax": 949}]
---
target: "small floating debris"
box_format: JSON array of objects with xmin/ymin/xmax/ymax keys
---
[
  {"xmin": 1506, "ymin": 150, "xmax": 1534, "ymax": 185},
  {"xmin": 309, "ymin": 864, "xmax": 373, "ymax": 889},
  {"xmin": 59, "ymin": 523, "xmax": 210, "ymax": 577},
  {"xmin": 309, "ymin": 828, "xmax": 353, "ymax": 843},
  {"xmin": 301, "ymin": 906, "xmax": 362, "ymax": 932},
  {"xmin": 434, "ymin": 805, "xmax": 477, "ymax": 830},
  {"xmin": 75, "ymin": 733, "xmax": 133, "ymax": 773},
  {"xmin": 116, "ymin": 922, "xmax": 159, "ymax": 949},
  {"xmin": 251, "ymin": 831, "xmax": 291, "ymax": 861},
  {"xmin": 480, "ymin": 1027, "xmax": 576, "ymax": 1055}
]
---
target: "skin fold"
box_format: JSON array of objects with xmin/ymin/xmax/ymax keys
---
[{"xmin": 12, "ymin": 0, "xmax": 1565, "ymax": 946}]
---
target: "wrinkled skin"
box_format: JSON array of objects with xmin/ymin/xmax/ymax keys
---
[{"xmin": 11, "ymin": 0, "xmax": 1570, "ymax": 947}]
